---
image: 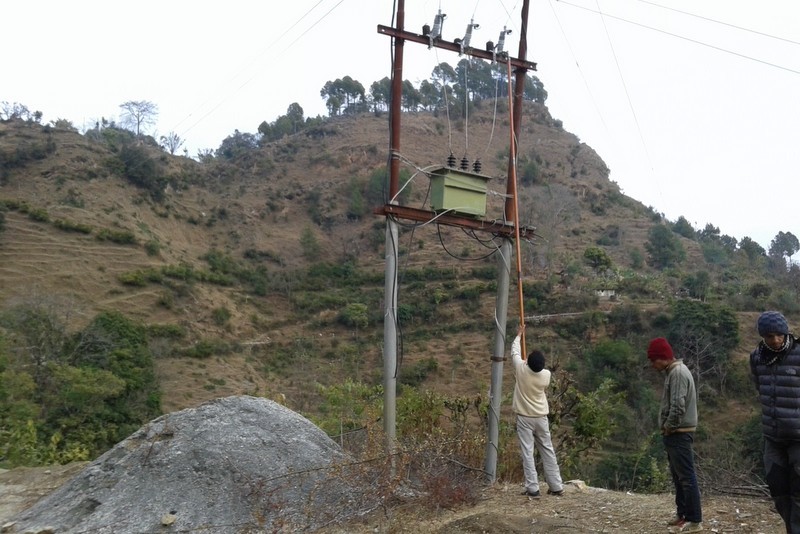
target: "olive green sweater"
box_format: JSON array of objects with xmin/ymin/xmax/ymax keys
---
[{"xmin": 659, "ymin": 360, "xmax": 698, "ymax": 433}]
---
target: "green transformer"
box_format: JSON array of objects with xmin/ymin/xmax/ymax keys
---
[{"xmin": 428, "ymin": 166, "xmax": 492, "ymax": 218}]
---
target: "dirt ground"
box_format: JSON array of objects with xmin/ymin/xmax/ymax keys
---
[
  {"xmin": 0, "ymin": 462, "xmax": 88, "ymax": 526},
  {"xmin": 316, "ymin": 479, "xmax": 788, "ymax": 534},
  {"xmin": 1, "ymin": 465, "xmax": 786, "ymax": 534}
]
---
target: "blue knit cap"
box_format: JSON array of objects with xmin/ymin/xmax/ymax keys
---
[{"xmin": 757, "ymin": 311, "xmax": 789, "ymax": 337}]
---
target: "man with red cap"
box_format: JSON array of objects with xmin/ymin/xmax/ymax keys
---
[
  {"xmin": 750, "ymin": 311, "xmax": 800, "ymax": 533},
  {"xmin": 647, "ymin": 337, "xmax": 702, "ymax": 533}
]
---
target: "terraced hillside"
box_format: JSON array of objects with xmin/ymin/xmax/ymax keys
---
[{"xmin": 0, "ymin": 102, "xmax": 757, "ymax": 417}]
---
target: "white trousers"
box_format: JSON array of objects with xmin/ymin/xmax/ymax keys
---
[{"xmin": 516, "ymin": 414, "xmax": 563, "ymax": 493}]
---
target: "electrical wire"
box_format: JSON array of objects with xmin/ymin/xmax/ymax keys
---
[
  {"xmin": 544, "ymin": 0, "xmax": 614, "ymax": 145},
  {"xmin": 557, "ymin": 0, "xmax": 800, "ymax": 76},
  {"xmin": 593, "ymin": 0, "xmax": 654, "ymax": 172},
  {"xmin": 480, "ymin": 62, "xmax": 502, "ymax": 162},
  {"xmin": 463, "ymin": 61, "xmax": 470, "ymax": 157},
  {"xmin": 174, "ymin": 0, "xmax": 347, "ymax": 140},
  {"xmin": 436, "ymin": 225, "xmax": 500, "ymax": 261},
  {"xmin": 637, "ymin": 0, "xmax": 800, "ymax": 47}
]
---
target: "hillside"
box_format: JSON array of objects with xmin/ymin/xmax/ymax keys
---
[
  {"xmin": 0, "ymin": 102, "xmax": 677, "ymax": 409},
  {"xmin": 0, "ymin": 100, "xmax": 791, "ymax": 509}
]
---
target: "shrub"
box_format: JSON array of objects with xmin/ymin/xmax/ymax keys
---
[
  {"xmin": 399, "ymin": 357, "xmax": 438, "ymax": 387},
  {"xmin": 117, "ymin": 142, "xmax": 166, "ymax": 200},
  {"xmin": 53, "ymin": 219, "xmax": 92, "ymax": 234},
  {"xmin": 118, "ymin": 271, "xmax": 148, "ymax": 286},
  {"xmin": 212, "ymin": 307, "xmax": 231, "ymax": 326},
  {"xmin": 27, "ymin": 208, "xmax": 49, "ymax": 222},
  {"xmin": 95, "ymin": 228, "xmax": 136, "ymax": 244},
  {"xmin": 181, "ymin": 339, "xmax": 232, "ymax": 359},
  {"xmin": 144, "ymin": 240, "xmax": 161, "ymax": 256}
]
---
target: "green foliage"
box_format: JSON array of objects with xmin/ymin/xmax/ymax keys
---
[
  {"xmin": 181, "ymin": 339, "xmax": 233, "ymax": 359},
  {"xmin": 671, "ymin": 216, "xmax": 696, "ymax": 239},
  {"xmin": 555, "ymin": 378, "xmax": 626, "ymax": 475},
  {"xmin": 313, "ymin": 379, "xmax": 382, "ymax": 436},
  {"xmin": 146, "ymin": 323, "xmax": 186, "ymax": 339},
  {"xmin": 397, "ymin": 387, "xmax": 443, "ymax": 435},
  {"xmin": 363, "ymin": 167, "xmax": 412, "ymax": 207},
  {"xmin": 583, "ymin": 246, "xmax": 613, "ymax": 274},
  {"xmin": 519, "ymin": 158, "xmax": 539, "ymax": 186},
  {"xmin": 95, "ymin": 228, "xmax": 137, "ymax": 245},
  {"xmin": 738, "ymin": 237, "xmax": 765, "ymax": 263},
  {"xmin": 212, "ymin": 307, "xmax": 231, "ymax": 326},
  {"xmin": 645, "ymin": 224, "xmax": 686, "ymax": 269},
  {"xmin": 338, "ymin": 302, "xmax": 369, "ymax": 330},
  {"xmin": 682, "ymin": 271, "xmax": 711, "ymax": 300},
  {"xmin": 399, "ymin": 357, "xmax": 438, "ymax": 388},
  {"xmin": 596, "ymin": 225, "xmax": 621, "ymax": 247},
  {"xmin": 616, "ymin": 272, "xmax": 663, "ymax": 299},
  {"xmin": 118, "ymin": 270, "xmax": 149, "ymax": 286},
  {"xmin": 258, "ymin": 103, "xmax": 305, "ymax": 142},
  {"xmin": 346, "ymin": 177, "xmax": 367, "ymax": 220},
  {"xmin": 144, "ymin": 239, "xmax": 161, "ymax": 256},
  {"xmin": 592, "ymin": 435, "xmax": 669, "ymax": 492},
  {"xmin": 571, "ymin": 379, "xmax": 625, "ymax": 445},
  {"xmin": 583, "ymin": 340, "xmax": 638, "ymax": 391},
  {"xmin": 300, "ymin": 225, "xmax": 321, "ymax": 259},
  {"xmin": 320, "ymin": 76, "xmax": 367, "ymax": 116},
  {"xmin": 0, "ymin": 308, "xmax": 160, "ymax": 465},
  {"xmin": 667, "ymin": 300, "xmax": 739, "ymax": 393},
  {"xmin": 769, "ymin": 231, "xmax": 800, "ymax": 262},
  {"xmin": 0, "ymin": 130, "xmax": 56, "ymax": 173},
  {"xmin": 700, "ymin": 241, "xmax": 731, "ymax": 266},
  {"xmin": 606, "ymin": 304, "xmax": 644, "ymax": 339},
  {"xmin": 53, "ymin": 218, "xmax": 92, "ymax": 234},
  {"xmin": 203, "ymin": 249, "xmax": 238, "ymax": 274},
  {"xmin": 117, "ymin": 142, "xmax": 166, "ymax": 200},
  {"xmin": 27, "ymin": 207, "xmax": 49, "ymax": 222}
]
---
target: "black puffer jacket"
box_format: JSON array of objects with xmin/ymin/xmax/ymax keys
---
[{"xmin": 750, "ymin": 335, "xmax": 800, "ymax": 441}]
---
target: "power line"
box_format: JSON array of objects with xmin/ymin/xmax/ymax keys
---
[
  {"xmin": 592, "ymin": 0, "xmax": 654, "ymax": 174},
  {"xmin": 173, "ymin": 0, "xmax": 346, "ymax": 140},
  {"xmin": 556, "ymin": 0, "xmax": 800, "ymax": 76},
  {"xmin": 637, "ymin": 0, "xmax": 800, "ymax": 47}
]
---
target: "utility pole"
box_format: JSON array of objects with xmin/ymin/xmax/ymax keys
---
[
  {"xmin": 381, "ymin": 0, "xmax": 405, "ymax": 468},
  {"xmin": 378, "ymin": 0, "xmax": 535, "ymax": 482}
]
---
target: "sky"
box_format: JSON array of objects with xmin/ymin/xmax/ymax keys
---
[{"xmin": 3, "ymin": 0, "xmax": 799, "ymax": 253}]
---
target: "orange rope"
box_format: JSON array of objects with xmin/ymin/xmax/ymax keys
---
[{"xmin": 506, "ymin": 59, "xmax": 526, "ymax": 359}]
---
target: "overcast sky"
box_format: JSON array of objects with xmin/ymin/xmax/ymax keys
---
[{"xmin": 4, "ymin": 0, "xmax": 798, "ymax": 252}]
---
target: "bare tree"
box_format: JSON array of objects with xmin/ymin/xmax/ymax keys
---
[
  {"xmin": 0, "ymin": 101, "xmax": 35, "ymax": 121},
  {"xmin": 160, "ymin": 131, "xmax": 184, "ymax": 155},
  {"xmin": 520, "ymin": 183, "xmax": 579, "ymax": 274},
  {"xmin": 119, "ymin": 100, "xmax": 158, "ymax": 136}
]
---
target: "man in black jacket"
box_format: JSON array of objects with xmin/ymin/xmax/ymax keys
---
[{"xmin": 750, "ymin": 311, "xmax": 800, "ymax": 533}]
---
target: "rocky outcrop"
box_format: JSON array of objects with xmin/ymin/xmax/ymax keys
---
[{"xmin": 8, "ymin": 396, "xmax": 377, "ymax": 533}]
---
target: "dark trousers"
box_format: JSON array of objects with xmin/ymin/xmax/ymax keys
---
[
  {"xmin": 663, "ymin": 432, "xmax": 702, "ymax": 523},
  {"xmin": 764, "ymin": 438, "xmax": 800, "ymax": 533}
]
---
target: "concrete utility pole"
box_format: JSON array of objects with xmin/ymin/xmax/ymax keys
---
[{"xmin": 378, "ymin": 0, "xmax": 535, "ymax": 482}]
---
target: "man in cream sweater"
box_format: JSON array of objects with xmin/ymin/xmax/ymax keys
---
[{"xmin": 511, "ymin": 323, "xmax": 564, "ymax": 498}]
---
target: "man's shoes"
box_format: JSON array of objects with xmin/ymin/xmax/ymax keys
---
[
  {"xmin": 666, "ymin": 516, "xmax": 685, "ymax": 527},
  {"xmin": 520, "ymin": 489, "xmax": 540, "ymax": 498},
  {"xmin": 672, "ymin": 521, "xmax": 702, "ymax": 533},
  {"xmin": 547, "ymin": 488, "xmax": 564, "ymax": 496}
]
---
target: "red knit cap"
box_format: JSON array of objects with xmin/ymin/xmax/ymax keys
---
[{"xmin": 647, "ymin": 337, "xmax": 673, "ymax": 361}]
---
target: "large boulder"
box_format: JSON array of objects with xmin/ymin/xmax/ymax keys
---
[{"xmin": 9, "ymin": 396, "xmax": 378, "ymax": 533}]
